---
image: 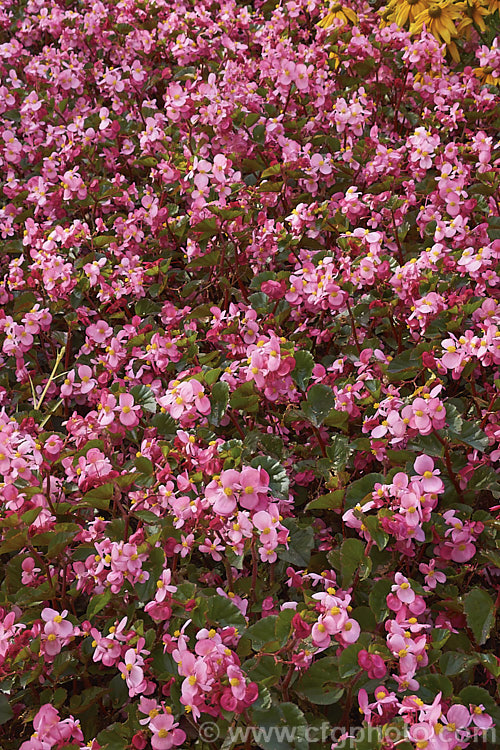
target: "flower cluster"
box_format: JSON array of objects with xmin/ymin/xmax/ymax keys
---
[{"xmin": 0, "ymin": 0, "xmax": 498, "ymax": 748}]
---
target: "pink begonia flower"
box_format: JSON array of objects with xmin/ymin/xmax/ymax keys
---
[
  {"xmin": 117, "ymin": 392, "xmax": 142, "ymax": 427},
  {"xmin": 149, "ymin": 712, "xmax": 186, "ymax": 750},
  {"xmin": 357, "ymin": 650, "xmax": 387, "ymax": 679},
  {"xmin": 412, "ymin": 455, "xmax": 444, "ymax": 493},
  {"xmin": 470, "ymin": 704, "xmax": 493, "ymax": 729},
  {"xmin": 41, "ymin": 608, "xmax": 73, "ymax": 638},
  {"xmin": 138, "ymin": 697, "xmax": 160, "ymax": 726},
  {"xmin": 419, "ymin": 559, "xmax": 446, "ymax": 589},
  {"xmin": 118, "ymin": 648, "xmax": 146, "ymax": 695},
  {"xmin": 357, "ymin": 689, "xmax": 372, "ymax": 722},
  {"xmin": 239, "ymin": 466, "xmax": 269, "ymax": 510},
  {"xmin": 340, "ymin": 618, "xmax": 360, "ymax": 644},
  {"xmin": 391, "ymin": 573, "xmax": 415, "ymax": 603},
  {"xmin": 77, "ymin": 364, "xmax": 96, "ymax": 394},
  {"xmin": 227, "ymin": 664, "xmax": 247, "ymax": 700},
  {"xmin": 209, "ymin": 469, "xmax": 240, "ymax": 516},
  {"xmin": 87, "ymin": 320, "xmax": 112, "ymax": 343}
]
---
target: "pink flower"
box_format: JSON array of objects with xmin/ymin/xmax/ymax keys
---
[
  {"xmin": 208, "ymin": 469, "xmax": 240, "ymax": 516},
  {"xmin": 279, "ymin": 60, "xmax": 296, "ymax": 86},
  {"xmin": 150, "ymin": 712, "xmax": 186, "ymax": 750},
  {"xmin": 227, "ymin": 665, "xmax": 247, "ymax": 700},
  {"xmin": 470, "ymin": 704, "xmax": 493, "ymax": 729},
  {"xmin": 358, "ymin": 689, "xmax": 372, "ymax": 722},
  {"xmin": 87, "ymin": 320, "xmax": 112, "ymax": 344},
  {"xmin": 412, "ymin": 455, "xmax": 443, "ymax": 493},
  {"xmin": 41, "ymin": 608, "xmax": 73, "ymax": 638},
  {"xmin": 391, "ymin": 573, "xmax": 415, "ymax": 603},
  {"xmin": 357, "ymin": 650, "xmax": 387, "ymax": 679},
  {"xmin": 340, "ymin": 618, "xmax": 360, "ymax": 644},
  {"xmin": 78, "ymin": 365, "xmax": 96, "ymax": 394},
  {"xmin": 419, "ymin": 559, "xmax": 446, "ymax": 589},
  {"xmin": 239, "ymin": 466, "xmax": 269, "ymax": 510},
  {"xmin": 117, "ymin": 393, "xmax": 141, "ymax": 427},
  {"xmin": 118, "ymin": 648, "xmax": 146, "ymax": 695}
]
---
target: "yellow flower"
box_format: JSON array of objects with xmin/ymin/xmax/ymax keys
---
[
  {"xmin": 485, "ymin": 0, "xmax": 500, "ymax": 11},
  {"xmin": 456, "ymin": 0, "xmax": 489, "ymax": 33},
  {"xmin": 410, "ymin": 0, "xmax": 461, "ymax": 45},
  {"xmin": 474, "ymin": 66, "xmax": 499, "ymax": 86},
  {"xmin": 388, "ymin": 0, "xmax": 431, "ymax": 27},
  {"xmin": 329, "ymin": 50, "xmax": 342, "ymax": 68},
  {"xmin": 318, "ymin": 3, "xmax": 358, "ymax": 28},
  {"xmin": 379, "ymin": 5, "xmax": 396, "ymax": 26}
]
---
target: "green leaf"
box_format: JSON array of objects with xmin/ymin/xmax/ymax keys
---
[
  {"xmin": 252, "ymin": 123, "xmax": 266, "ymax": 144},
  {"xmin": 340, "ymin": 538, "xmax": 371, "ymax": 587},
  {"xmin": 478, "ymin": 652, "xmax": 500, "ymax": 678},
  {"xmin": 186, "ymin": 248, "xmax": 220, "ymax": 266},
  {"xmin": 448, "ymin": 419, "xmax": 489, "ymax": 452},
  {"xmin": 250, "ymin": 702, "xmax": 309, "ymax": 750},
  {"xmin": 135, "ymin": 456, "xmax": 154, "ymax": 476},
  {"xmin": 189, "ymin": 218, "xmax": 218, "ymax": 236},
  {"xmin": 151, "ymin": 412, "xmax": 177, "ymax": 436},
  {"xmin": 0, "ymin": 531, "xmax": 28, "ymax": 554},
  {"xmin": 244, "ymin": 654, "xmax": 283, "ymax": 686},
  {"xmin": 135, "ymin": 547, "xmax": 165, "ymax": 602},
  {"xmin": 108, "ymin": 674, "xmax": 129, "ymax": 707},
  {"xmin": 292, "ymin": 350, "xmax": 314, "ymax": 390},
  {"xmin": 369, "ymin": 579, "xmax": 392, "ymax": 621},
  {"xmin": 230, "ymin": 382, "xmax": 260, "ymax": 413},
  {"xmin": 97, "ymin": 725, "xmax": 130, "ymax": 750},
  {"xmin": 245, "ymin": 616, "xmax": 280, "ymax": 651},
  {"xmin": 279, "ymin": 520, "xmax": 314, "ymax": 567},
  {"xmin": 203, "ymin": 595, "xmax": 247, "ymax": 631},
  {"xmin": 464, "ymin": 588, "xmax": 495, "ymax": 645},
  {"xmin": 245, "ymin": 112, "xmax": 260, "ymax": 127},
  {"xmin": 439, "ymin": 651, "xmax": 479, "ymax": 676},
  {"xmin": 14, "ymin": 291, "xmax": 38, "ymax": 314},
  {"xmin": 418, "ymin": 674, "xmax": 453, "ymax": 701},
  {"xmin": 250, "ymin": 456, "xmax": 289, "ymax": 500},
  {"xmin": 86, "ymin": 590, "xmax": 112, "ymax": 621},
  {"xmin": 209, "ymin": 381, "xmax": 229, "ymax": 426},
  {"xmin": 131, "ymin": 384, "xmax": 157, "ymax": 413},
  {"xmin": 296, "ymin": 658, "xmax": 344, "ymax": 705},
  {"xmin": 0, "ymin": 694, "xmax": 13, "ymax": 725},
  {"xmin": 363, "ymin": 515, "xmax": 389, "ymax": 551},
  {"xmin": 205, "ymin": 367, "xmax": 222, "ymax": 386},
  {"xmin": 386, "ymin": 349, "xmax": 422, "ymax": 380},
  {"xmin": 459, "ymin": 685, "xmax": 499, "ymax": 716},
  {"xmin": 244, "ymin": 610, "xmax": 294, "ymax": 653},
  {"xmin": 48, "ymin": 530, "xmax": 78, "ymax": 558},
  {"xmin": 305, "ymin": 490, "xmax": 344, "ymax": 512},
  {"xmin": 301, "ymin": 384, "xmax": 336, "ymax": 428},
  {"xmin": 468, "ymin": 465, "xmax": 500, "ymax": 493},
  {"xmin": 322, "ymin": 408, "xmax": 349, "ymax": 431},
  {"xmin": 338, "ymin": 641, "xmax": 364, "ymax": 678},
  {"xmin": 134, "ymin": 299, "xmax": 161, "ymax": 316},
  {"xmin": 275, "ymin": 609, "xmax": 295, "ymax": 645},
  {"xmin": 326, "ymin": 435, "xmax": 351, "ymax": 472},
  {"xmin": 79, "ymin": 483, "xmax": 114, "ymax": 511},
  {"xmin": 93, "ymin": 235, "xmax": 115, "ymax": 247},
  {"xmin": 345, "ymin": 473, "xmax": 385, "ymax": 511},
  {"xmin": 261, "ymin": 163, "xmax": 281, "ymax": 179}
]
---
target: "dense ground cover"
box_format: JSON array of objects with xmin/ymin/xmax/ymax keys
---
[{"xmin": 0, "ymin": 0, "xmax": 499, "ymax": 748}]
